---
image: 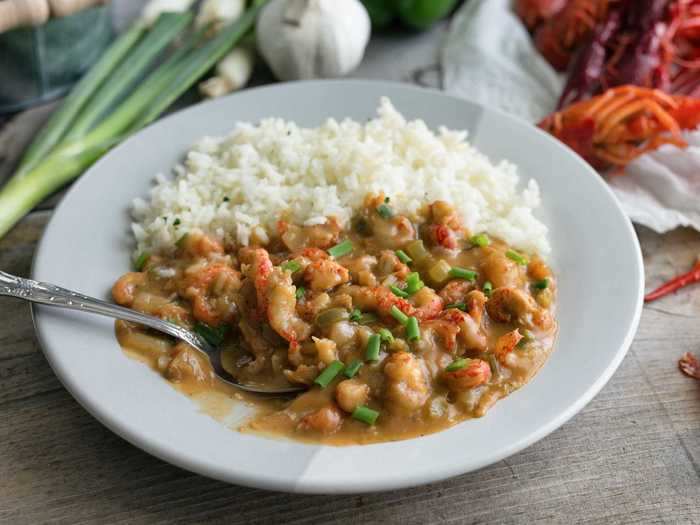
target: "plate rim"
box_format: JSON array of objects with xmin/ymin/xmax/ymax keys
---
[{"xmin": 30, "ymin": 79, "xmax": 645, "ymax": 494}]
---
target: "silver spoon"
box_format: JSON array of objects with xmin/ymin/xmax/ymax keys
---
[{"xmin": 0, "ymin": 271, "xmax": 303, "ymax": 395}]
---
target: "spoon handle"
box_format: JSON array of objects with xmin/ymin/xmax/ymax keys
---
[{"xmin": 0, "ymin": 270, "xmax": 207, "ymax": 352}]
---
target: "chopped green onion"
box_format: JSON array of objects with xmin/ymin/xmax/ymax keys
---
[
  {"xmin": 470, "ymin": 233, "xmax": 490, "ymax": 247},
  {"xmin": 358, "ymin": 313, "xmax": 378, "ymax": 325},
  {"xmin": 396, "ymin": 250, "xmax": 413, "ymax": 265},
  {"xmin": 445, "ymin": 302, "xmax": 466, "ymax": 311},
  {"xmin": 406, "ymin": 316, "xmax": 420, "ymax": 341},
  {"xmin": 281, "ymin": 260, "xmax": 301, "ymax": 273},
  {"xmin": 378, "ymin": 328, "xmax": 394, "ymax": 343},
  {"xmin": 376, "ymin": 203, "xmax": 394, "ymax": 219},
  {"xmin": 446, "ymin": 358, "xmax": 470, "ymax": 372},
  {"xmin": 390, "ymin": 285, "xmax": 409, "ymax": 298},
  {"xmin": 223, "ymin": 196, "xmax": 230, "ymax": 202},
  {"xmin": 384, "ymin": 196, "xmax": 390, "ymax": 203},
  {"xmin": 448, "ymin": 267, "xmax": 477, "ymax": 281},
  {"xmin": 534, "ymin": 278, "xmax": 549, "ymax": 290},
  {"xmin": 352, "ymin": 405, "xmax": 379, "ymax": 425},
  {"xmin": 482, "ymin": 281, "xmax": 493, "ymax": 296},
  {"xmin": 194, "ymin": 322, "xmax": 228, "ymax": 347},
  {"xmin": 173, "ymin": 218, "xmax": 181, "ymax": 226},
  {"xmin": 349, "ymin": 308, "xmax": 362, "ymax": 322},
  {"xmin": 314, "ymin": 360, "xmax": 345, "ymax": 388},
  {"xmin": 405, "ymin": 239, "xmax": 429, "ymax": 264},
  {"xmin": 327, "ymin": 240, "xmax": 353, "ymax": 258},
  {"xmin": 295, "ymin": 286, "xmax": 306, "ymax": 300},
  {"xmin": 134, "ymin": 252, "xmax": 150, "ymax": 271},
  {"xmin": 405, "ymin": 272, "xmax": 424, "ymax": 295},
  {"xmin": 315, "ymin": 307, "xmax": 350, "ymax": 327},
  {"xmin": 506, "ymin": 249, "xmax": 529, "ymax": 266},
  {"xmin": 518, "ymin": 329, "xmax": 534, "ymax": 348},
  {"xmin": 365, "ymin": 333, "xmax": 381, "ymax": 361},
  {"xmin": 344, "ymin": 359, "xmax": 363, "ymax": 378},
  {"xmin": 390, "ymin": 305, "xmax": 409, "ymax": 325}
]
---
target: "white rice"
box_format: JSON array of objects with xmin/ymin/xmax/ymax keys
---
[{"xmin": 131, "ymin": 98, "xmax": 549, "ymax": 256}]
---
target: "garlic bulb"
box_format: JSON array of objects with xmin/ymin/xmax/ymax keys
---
[
  {"xmin": 199, "ymin": 46, "xmax": 255, "ymax": 99},
  {"xmin": 256, "ymin": 0, "xmax": 371, "ymax": 81},
  {"xmin": 195, "ymin": 0, "xmax": 245, "ymax": 29},
  {"xmin": 141, "ymin": 0, "xmax": 195, "ymax": 27}
]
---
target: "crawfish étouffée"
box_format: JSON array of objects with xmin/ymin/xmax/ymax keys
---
[{"xmin": 113, "ymin": 195, "xmax": 557, "ymax": 445}]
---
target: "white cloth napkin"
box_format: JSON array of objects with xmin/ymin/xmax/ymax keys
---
[{"xmin": 442, "ymin": 0, "xmax": 700, "ymax": 234}]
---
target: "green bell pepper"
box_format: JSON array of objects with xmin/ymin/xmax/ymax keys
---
[{"xmin": 362, "ymin": 0, "xmax": 459, "ymax": 30}]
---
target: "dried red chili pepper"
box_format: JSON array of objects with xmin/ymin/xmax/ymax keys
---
[{"xmin": 644, "ymin": 260, "xmax": 700, "ymax": 302}]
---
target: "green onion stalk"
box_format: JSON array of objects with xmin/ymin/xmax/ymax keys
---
[{"xmin": 0, "ymin": 3, "xmax": 265, "ymax": 241}]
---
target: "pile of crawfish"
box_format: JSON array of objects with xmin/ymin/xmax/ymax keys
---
[{"xmin": 517, "ymin": 0, "xmax": 700, "ymax": 170}]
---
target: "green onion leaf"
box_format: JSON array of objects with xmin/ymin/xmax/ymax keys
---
[
  {"xmin": 405, "ymin": 272, "xmax": 424, "ymax": 295},
  {"xmin": 134, "ymin": 252, "xmax": 150, "ymax": 271},
  {"xmin": 448, "ymin": 267, "xmax": 477, "ymax": 281},
  {"xmin": 390, "ymin": 284, "xmax": 409, "ymax": 298},
  {"xmin": 518, "ymin": 329, "xmax": 534, "ymax": 348},
  {"xmin": 352, "ymin": 405, "xmax": 379, "ymax": 425},
  {"xmin": 194, "ymin": 322, "xmax": 228, "ymax": 346},
  {"xmin": 365, "ymin": 333, "xmax": 382, "ymax": 361},
  {"xmin": 327, "ymin": 240, "xmax": 353, "ymax": 258},
  {"xmin": 349, "ymin": 308, "xmax": 362, "ymax": 322},
  {"xmin": 281, "ymin": 260, "xmax": 301, "ymax": 273},
  {"xmin": 376, "ymin": 203, "xmax": 394, "ymax": 219},
  {"xmin": 378, "ymin": 328, "xmax": 394, "ymax": 343},
  {"xmin": 534, "ymin": 278, "xmax": 549, "ymax": 290},
  {"xmin": 406, "ymin": 316, "xmax": 420, "ymax": 341},
  {"xmin": 295, "ymin": 286, "xmax": 306, "ymax": 300},
  {"xmin": 446, "ymin": 358, "xmax": 470, "ymax": 372},
  {"xmin": 390, "ymin": 305, "xmax": 409, "ymax": 325},
  {"xmin": 506, "ymin": 249, "xmax": 529, "ymax": 266},
  {"xmin": 314, "ymin": 360, "xmax": 345, "ymax": 388},
  {"xmin": 445, "ymin": 302, "xmax": 466, "ymax": 311},
  {"xmin": 173, "ymin": 218, "xmax": 181, "ymax": 226},
  {"xmin": 483, "ymin": 281, "xmax": 493, "ymax": 297},
  {"xmin": 470, "ymin": 233, "xmax": 490, "ymax": 247},
  {"xmin": 396, "ymin": 249, "xmax": 413, "ymax": 265},
  {"xmin": 343, "ymin": 359, "xmax": 363, "ymax": 378}
]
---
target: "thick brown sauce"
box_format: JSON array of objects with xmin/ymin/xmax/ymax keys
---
[{"xmin": 113, "ymin": 196, "xmax": 557, "ymax": 445}]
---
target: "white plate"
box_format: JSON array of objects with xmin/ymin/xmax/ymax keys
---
[{"xmin": 32, "ymin": 80, "xmax": 644, "ymax": 494}]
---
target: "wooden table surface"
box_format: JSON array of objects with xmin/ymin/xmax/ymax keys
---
[{"xmin": 1, "ymin": 3, "xmax": 699, "ymax": 524}]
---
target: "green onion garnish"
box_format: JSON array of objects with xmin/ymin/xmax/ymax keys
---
[
  {"xmin": 344, "ymin": 359, "xmax": 363, "ymax": 378},
  {"xmin": 281, "ymin": 260, "xmax": 301, "ymax": 273},
  {"xmin": 390, "ymin": 305, "xmax": 409, "ymax": 325},
  {"xmin": 378, "ymin": 328, "xmax": 394, "ymax": 343},
  {"xmin": 446, "ymin": 358, "xmax": 469, "ymax": 372},
  {"xmin": 352, "ymin": 405, "xmax": 379, "ymax": 425},
  {"xmin": 314, "ymin": 360, "xmax": 345, "ymax": 388},
  {"xmin": 518, "ymin": 329, "xmax": 534, "ymax": 348},
  {"xmin": 390, "ymin": 285, "xmax": 409, "ymax": 298},
  {"xmin": 376, "ymin": 203, "xmax": 394, "ymax": 219},
  {"xmin": 173, "ymin": 218, "xmax": 181, "ymax": 226},
  {"xmin": 396, "ymin": 250, "xmax": 413, "ymax": 265},
  {"xmin": 223, "ymin": 196, "xmax": 230, "ymax": 202},
  {"xmin": 405, "ymin": 272, "xmax": 424, "ymax": 295},
  {"xmin": 534, "ymin": 278, "xmax": 549, "ymax": 290},
  {"xmin": 358, "ymin": 313, "xmax": 378, "ymax": 325},
  {"xmin": 349, "ymin": 308, "xmax": 362, "ymax": 322},
  {"xmin": 328, "ymin": 240, "xmax": 353, "ymax": 258},
  {"xmin": 445, "ymin": 302, "xmax": 466, "ymax": 311},
  {"xmin": 406, "ymin": 316, "xmax": 420, "ymax": 341},
  {"xmin": 194, "ymin": 322, "xmax": 228, "ymax": 346},
  {"xmin": 506, "ymin": 249, "xmax": 529, "ymax": 265},
  {"xmin": 470, "ymin": 233, "xmax": 490, "ymax": 247},
  {"xmin": 134, "ymin": 252, "xmax": 150, "ymax": 271},
  {"xmin": 483, "ymin": 281, "xmax": 493, "ymax": 296},
  {"xmin": 295, "ymin": 286, "xmax": 306, "ymax": 300},
  {"xmin": 365, "ymin": 333, "xmax": 381, "ymax": 361},
  {"xmin": 448, "ymin": 267, "xmax": 477, "ymax": 281}
]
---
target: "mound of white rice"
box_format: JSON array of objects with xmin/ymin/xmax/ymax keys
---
[{"xmin": 131, "ymin": 98, "xmax": 549, "ymax": 256}]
